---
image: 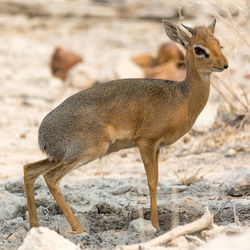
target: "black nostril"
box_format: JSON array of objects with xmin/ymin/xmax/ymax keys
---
[{"xmin": 224, "ymin": 65, "xmax": 228, "ymax": 69}]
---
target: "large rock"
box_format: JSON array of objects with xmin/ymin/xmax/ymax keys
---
[
  {"xmin": 97, "ymin": 53, "xmax": 144, "ymax": 83},
  {"xmin": 67, "ymin": 63, "xmax": 97, "ymax": 89},
  {"xmin": 128, "ymin": 218, "xmax": 157, "ymax": 235},
  {"xmin": 0, "ymin": 189, "xmax": 26, "ymax": 221},
  {"xmin": 197, "ymin": 227, "xmax": 250, "ymax": 250},
  {"xmin": 18, "ymin": 227, "xmax": 80, "ymax": 250},
  {"xmin": 226, "ymin": 169, "xmax": 250, "ymax": 196}
]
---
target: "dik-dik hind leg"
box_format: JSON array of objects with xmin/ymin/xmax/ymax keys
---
[
  {"xmin": 137, "ymin": 140, "xmax": 160, "ymax": 229},
  {"xmin": 23, "ymin": 159, "xmax": 62, "ymax": 228},
  {"xmin": 43, "ymin": 142, "xmax": 110, "ymax": 234},
  {"xmin": 43, "ymin": 160, "xmax": 85, "ymax": 234}
]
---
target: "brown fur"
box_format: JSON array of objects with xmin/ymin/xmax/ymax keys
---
[
  {"xmin": 24, "ymin": 20, "xmax": 228, "ymax": 233},
  {"xmin": 51, "ymin": 47, "xmax": 83, "ymax": 81}
]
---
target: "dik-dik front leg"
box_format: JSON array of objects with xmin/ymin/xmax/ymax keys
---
[{"xmin": 137, "ymin": 140, "xmax": 160, "ymax": 229}]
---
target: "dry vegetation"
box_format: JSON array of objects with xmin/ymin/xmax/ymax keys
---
[{"xmin": 0, "ymin": 0, "xmax": 249, "ymax": 249}]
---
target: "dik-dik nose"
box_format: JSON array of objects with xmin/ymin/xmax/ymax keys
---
[{"xmin": 222, "ymin": 55, "xmax": 228, "ymax": 70}]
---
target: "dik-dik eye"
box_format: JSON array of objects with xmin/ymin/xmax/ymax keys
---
[
  {"xmin": 193, "ymin": 45, "xmax": 210, "ymax": 58},
  {"xmin": 194, "ymin": 47, "xmax": 205, "ymax": 55}
]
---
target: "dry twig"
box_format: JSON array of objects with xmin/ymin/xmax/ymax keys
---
[
  {"xmin": 231, "ymin": 201, "xmax": 241, "ymax": 226},
  {"xmin": 121, "ymin": 207, "xmax": 213, "ymax": 250},
  {"xmin": 211, "ymin": 81, "xmax": 238, "ymax": 111},
  {"xmin": 214, "ymin": 76, "xmax": 249, "ymax": 111}
]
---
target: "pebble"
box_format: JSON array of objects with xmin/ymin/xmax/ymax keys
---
[
  {"xmin": 137, "ymin": 199, "xmax": 148, "ymax": 204},
  {"xmin": 226, "ymin": 169, "xmax": 250, "ymax": 196},
  {"xmin": 58, "ymin": 214, "xmax": 90, "ymax": 236},
  {"xmin": 112, "ymin": 185, "xmax": 133, "ymax": 195},
  {"xmin": 225, "ymin": 148, "xmax": 237, "ymax": 157},
  {"xmin": 7, "ymin": 227, "xmax": 27, "ymax": 243},
  {"xmin": 128, "ymin": 219, "xmax": 157, "ymax": 235}
]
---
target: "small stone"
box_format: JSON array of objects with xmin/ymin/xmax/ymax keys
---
[
  {"xmin": 71, "ymin": 232, "xmax": 90, "ymax": 245},
  {"xmin": 3, "ymin": 217, "xmax": 25, "ymax": 229},
  {"xmin": 136, "ymin": 184, "xmax": 149, "ymax": 196},
  {"xmin": 7, "ymin": 227, "xmax": 27, "ymax": 243},
  {"xmin": 225, "ymin": 148, "xmax": 236, "ymax": 157},
  {"xmin": 128, "ymin": 219, "xmax": 157, "ymax": 235},
  {"xmin": 137, "ymin": 199, "xmax": 147, "ymax": 204},
  {"xmin": 160, "ymin": 185, "xmax": 188, "ymax": 193},
  {"xmin": 226, "ymin": 169, "xmax": 250, "ymax": 196},
  {"xmin": 178, "ymin": 196, "xmax": 202, "ymax": 207},
  {"xmin": 68, "ymin": 63, "xmax": 97, "ymax": 89},
  {"xmin": 112, "ymin": 185, "xmax": 133, "ymax": 195},
  {"xmin": 20, "ymin": 133, "xmax": 26, "ymax": 139},
  {"xmin": 58, "ymin": 214, "xmax": 90, "ymax": 236},
  {"xmin": 5, "ymin": 178, "xmax": 25, "ymax": 194},
  {"xmin": 18, "ymin": 227, "xmax": 80, "ymax": 250},
  {"xmin": 5, "ymin": 177, "xmax": 45, "ymax": 194}
]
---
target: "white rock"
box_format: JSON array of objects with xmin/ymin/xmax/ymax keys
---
[
  {"xmin": 227, "ymin": 169, "xmax": 250, "ymax": 196},
  {"xmin": 111, "ymin": 184, "xmax": 133, "ymax": 195},
  {"xmin": 225, "ymin": 148, "xmax": 237, "ymax": 157},
  {"xmin": 18, "ymin": 227, "xmax": 80, "ymax": 250},
  {"xmin": 97, "ymin": 53, "xmax": 144, "ymax": 83},
  {"xmin": 68, "ymin": 63, "xmax": 97, "ymax": 89},
  {"xmin": 197, "ymin": 227, "xmax": 250, "ymax": 250},
  {"xmin": 128, "ymin": 218, "xmax": 157, "ymax": 235},
  {"xmin": 193, "ymin": 101, "xmax": 219, "ymax": 130},
  {"xmin": 0, "ymin": 190, "xmax": 26, "ymax": 220}
]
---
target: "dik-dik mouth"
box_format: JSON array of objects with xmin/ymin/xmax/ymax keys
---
[{"xmin": 213, "ymin": 67, "xmax": 225, "ymax": 72}]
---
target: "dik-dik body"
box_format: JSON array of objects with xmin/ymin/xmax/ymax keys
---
[{"xmin": 24, "ymin": 19, "xmax": 228, "ymax": 233}]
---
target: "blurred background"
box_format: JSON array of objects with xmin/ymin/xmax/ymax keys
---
[
  {"xmin": 0, "ymin": 1, "xmax": 250, "ymax": 249},
  {"xmin": 0, "ymin": 0, "xmax": 249, "ymax": 181}
]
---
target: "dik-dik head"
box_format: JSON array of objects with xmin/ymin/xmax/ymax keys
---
[{"xmin": 162, "ymin": 19, "xmax": 228, "ymax": 75}]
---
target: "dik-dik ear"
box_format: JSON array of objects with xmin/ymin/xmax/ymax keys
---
[
  {"xmin": 162, "ymin": 20, "xmax": 190, "ymax": 49},
  {"xmin": 208, "ymin": 18, "xmax": 216, "ymax": 33}
]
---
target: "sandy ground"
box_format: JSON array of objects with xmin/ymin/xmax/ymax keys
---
[{"xmin": 0, "ymin": 1, "xmax": 249, "ymax": 249}]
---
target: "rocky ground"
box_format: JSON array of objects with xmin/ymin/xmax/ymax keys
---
[{"xmin": 0, "ymin": 0, "xmax": 249, "ymax": 249}]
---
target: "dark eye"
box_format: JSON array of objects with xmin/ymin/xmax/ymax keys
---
[
  {"xmin": 194, "ymin": 47, "xmax": 205, "ymax": 55},
  {"xmin": 194, "ymin": 46, "xmax": 209, "ymax": 58}
]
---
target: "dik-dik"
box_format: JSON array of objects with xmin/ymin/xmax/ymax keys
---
[{"xmin": 24, "ymin": 19, "xmax": 228, "ymax": 233}]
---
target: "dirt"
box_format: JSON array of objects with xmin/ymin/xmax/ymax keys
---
[{"xmin": 0, "ymin": 1, "xmax": 249, "ymax": 249}]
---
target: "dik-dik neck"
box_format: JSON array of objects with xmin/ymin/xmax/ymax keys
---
[{"xmin": 184, "ymin": 61, "xmax": 211, "ymax": 121}]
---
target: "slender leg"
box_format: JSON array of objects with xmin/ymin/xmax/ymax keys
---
[
  {"xmin": 137, "ymin": 140, "xmax": 160, "ymax": 229},
  {"xmin": 23, "ymin": 159, "xmax": 61, "ymax": 228},
  {"xmin": 43, "ymin": 160, "xmax": 86, "ymax": 234}
]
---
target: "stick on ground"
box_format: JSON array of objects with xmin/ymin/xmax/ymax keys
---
[{"xmin": 121, "ymin": 206, "xmax": 213, "ymax": 250}]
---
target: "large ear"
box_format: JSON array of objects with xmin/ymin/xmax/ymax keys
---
[
  {"xmin": 208, "ymin": 18, "xmax": 216, "ymax": 33},
  {"xmin": 162, "ymin": 20, "xmax": 190, "ymax": 49}
]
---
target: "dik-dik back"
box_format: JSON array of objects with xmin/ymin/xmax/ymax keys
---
[{"xmin": 38, "ymin": 77, "xmax": 189, "ymax": 164}]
